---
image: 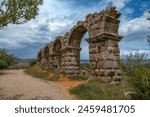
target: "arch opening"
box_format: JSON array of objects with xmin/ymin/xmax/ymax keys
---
[
  {"xmin": 68, "ymin": 25, "xmax": 89, "ymax": 78},
  {"xmin": 68, "ymin": 25, "xmax": 87, "ymax": 47},
  {"xmin": 80, "ymin": 32, "xmax": 89, "ymax": 77}
]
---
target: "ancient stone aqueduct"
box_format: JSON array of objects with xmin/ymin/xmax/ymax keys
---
[{"xmin": 37, "ymin": 7, "xmax": 123, "ymax": 83}]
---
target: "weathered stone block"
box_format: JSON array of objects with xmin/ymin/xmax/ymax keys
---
[
  {"xmin": 106, "ymin": 70, "xmax": 115, "ymax": 76},
  {"xmin": 101, "ymin": 52, "xmax": 109, "ymax": 60},
  {"xmin": 95, "ymin": 69, "xmax": 99, "ymax": 74},
  {"xmin": 101, "ymin": 76, "xmax": 112, "ymax": 83},
  {"xmin": 90, "ymin": 48, "xmax": 98, "ymax": 54},
  {"xmin": 89, "ymin": 54, "xmax": 96, "ymax": 61},
  {"xmin": 99, "ymin": 70, "xmax": 105, "ymax": 76},
  {"xmin": 116, "ymin": 69, "xmax": 122, "ymax": 75},
  {"xmin": 97, "ymin": 61, "xmax": 105, "ymax": 69},
  {"xmin": 113, "ymin": 76, "xmax": 122, "ymax": 82},
  {"xmin": 105, "ymin": 61, "xmax": 113, "ymax": 69}
]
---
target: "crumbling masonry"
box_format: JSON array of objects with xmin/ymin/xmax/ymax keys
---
[{"xmin": 37, "ymin": 7, "xmax": 123, "ymax": 82}]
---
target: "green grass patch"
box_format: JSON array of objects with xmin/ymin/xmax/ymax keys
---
[
  {"xmin": 78, "ymin": 76, "xmax": 89, "ymax": 80},
  {"xmin": 69, "ymin": 79, "xmax": 133, "ymax": 100}
]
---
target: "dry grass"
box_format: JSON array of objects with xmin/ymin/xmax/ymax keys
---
[{"xmin": 24, "ymin": 65, "xmax": 84, "ymax": 90}]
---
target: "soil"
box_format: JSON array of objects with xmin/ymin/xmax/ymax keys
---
[{"xmin": 0, "ymin": 69, "xmax": 83, "ymax": 100}]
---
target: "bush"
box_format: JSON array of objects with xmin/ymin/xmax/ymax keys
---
[
  {"xmin": 129, "ymin": 67, "xmax": 150, "ymax": 99},
  {"xmin": 121, "ymin": 50, "xmax": 146, "ymax": 75},
  {"xmin": 29, "ymin": 60, "xmax": 37, "ymax": 66},
  {"xmin": 143, "ymin": 62, "xmax": 150, "ymax": 69},
  {"xmin": 0, "ymin": 59, "xmax": 8, "ymax": 69},
  {"xmin": 69, "ymin": 80, "xmax": 128, "ymax": 100},
  {"xmin": 121, "ymin": 50, "xmax": 150, "ymax": 99},
  {"xmin": 0, "ymin": 48, "xmax": 17, "ymax": 69}
]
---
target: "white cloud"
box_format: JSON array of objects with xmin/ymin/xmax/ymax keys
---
[
  {"xmin": 124, "ymin": 7, "xmax": 134, "ymax": 14},
  {"xmin": 119, "ymin": 12, "xmax": 150, "ymax": 58},
  {"xmin": 48, "ymin": 17, "xmax": 74, "ymax": 33},
  {"xmin": 110, "ymin": 0, "xmax": 130, "ymax": 10},
  {"xmin": 99, "ymin": 0, "xmax": 131, "ymax": 10},
  {"xmin": 0, "ymin": 0, "xmax": 149, "ymax": 59},
  {"xmin": 119, "ymin": 12, "xmax": 149, "ymax": 37},
  {"xmin": 0, "ymin": 23, "xmax": 45, "ymax": 48}
]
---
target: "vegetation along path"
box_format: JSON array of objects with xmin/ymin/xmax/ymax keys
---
[{"xmin": 0, "ymin": 69, "xmax": 74, "ymax": 100}]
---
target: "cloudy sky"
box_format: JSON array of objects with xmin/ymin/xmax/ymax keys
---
[{"xmin": 0, "ymin": 0, "xmax": 150, "ymax": 59}]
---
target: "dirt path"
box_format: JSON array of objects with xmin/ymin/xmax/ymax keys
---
[{"xmin": 0, "ymin": 69, "xmax": 75, "ymax": 100}]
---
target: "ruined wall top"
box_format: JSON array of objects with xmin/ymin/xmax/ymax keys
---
[{"xmin": 104, "ymin": 6, "xmax": 121, "ymax": 19}]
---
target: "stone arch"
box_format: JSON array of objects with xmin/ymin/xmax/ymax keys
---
[
  {"xmin": 65, "ymin": 23, "xmax": 90, "ymax": 78},
  {"xmin": 37, "ymin": 7, "xmax": 123, "ymax": 83},
  {"xmin": 52, "ymin": 39, "xmax": 62, "ymax": 70},
  {"xmin": 68, "ymin": 23, "xmax": 88, "ymax": 47}
]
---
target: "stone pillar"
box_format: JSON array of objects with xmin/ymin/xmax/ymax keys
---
[
  {"xmin": 62, "ymin": 47, "xmax": 81, "ymax": 78},
  {"xmin": 37, "ymin": 60, "xmax": 41, "ymax": 65},
  {"xmin": 41, "ymin": 55, "xmax": 49, "ymax": 67},
  {"xmin": 41, "ymin": 57, "xmax": 47, "ymax": 65},
  {"xmin": 61, "ymin": 49, "xmax": 67, "ymax": 71},
  {"xmin": 52, "ymin": 53, "xmax": 61, "ymax": 71},
  {"xmin": 87, "ymin": 33, "xmax": 122, "ymax": 82},
  {"xmin": 47, "ymin": 54, "xmax": 53, "ymax": 68}
]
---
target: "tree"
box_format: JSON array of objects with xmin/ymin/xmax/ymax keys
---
[{"xmin": 0, "ymin": 0, "xmax": 43, "ymax": 27}]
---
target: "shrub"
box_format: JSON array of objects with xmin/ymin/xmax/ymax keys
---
[
  {"xmin": 143, "ymin": 62, "xmax": 150, "ymax": 69},
  {"xmin": 0, "ymin": 59, "xmax": 8, "ymax": 69},
  {"xmin": 121, "ymin": 50, "xmax": 146, "ymax": 75},
  {"xmin": 69, "ymin": 80, "xmax": 126, "ymax": 100},
  {"xmin": 129, "ymin": 67, "xmax": 150, "ymax": 99},
  {"xmin": 29, "ymin": 60, "xmax": 37, "ymax": 66},
  {"xmin": 121, "ymin": 50, "xmax": 150, "ymax": 99},
  {"xmin": 0, "ymin": 48, "xmax": 17, "ymax": 69}
]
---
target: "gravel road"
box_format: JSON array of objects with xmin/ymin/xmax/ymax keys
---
[{"xmin": 0, "ymin": 69, "xmax": 73, "ymax": 100}]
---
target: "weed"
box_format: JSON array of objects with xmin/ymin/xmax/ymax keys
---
[{"xmin": 69, "ymin": 80, "xmax": 131, "ymax": 100}]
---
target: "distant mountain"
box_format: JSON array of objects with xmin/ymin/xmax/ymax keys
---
[
  {"xmin": 16, "ymin": 58, "xmax": 36, "ymax": 62},
  {"xmin": 80, "ymin": 60, "xmax": 89, "ymax": 64}
]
